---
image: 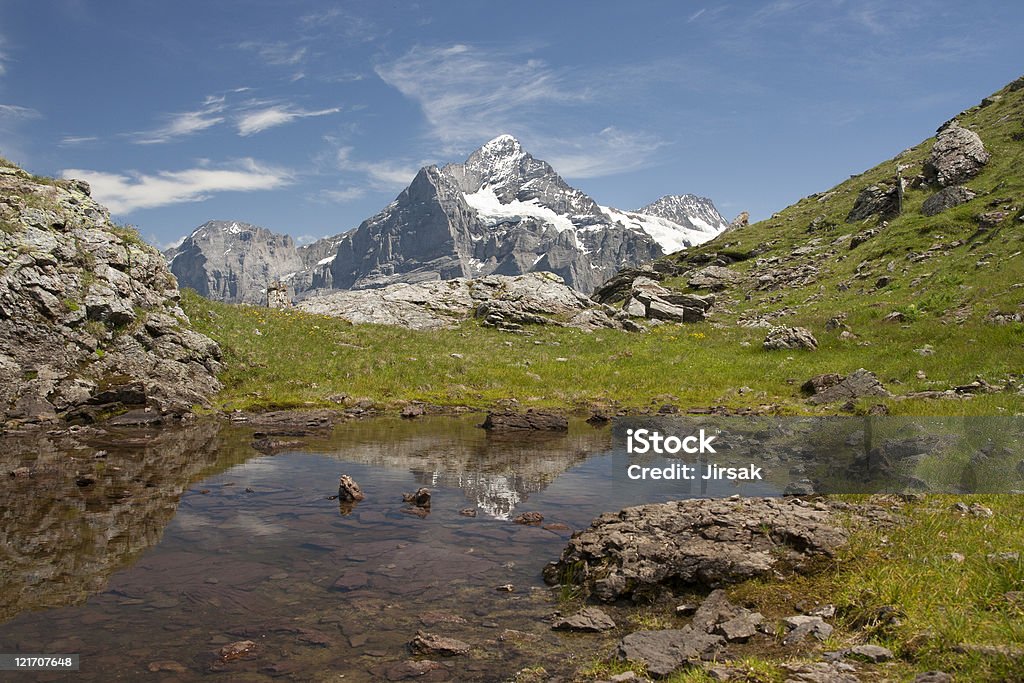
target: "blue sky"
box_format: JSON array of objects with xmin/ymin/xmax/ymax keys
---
[{"xmin": 0, "ymin": 1, "xmax": 1021, "ymax": 248}]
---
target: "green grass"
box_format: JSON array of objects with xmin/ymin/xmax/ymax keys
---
[{"xmin": 182, "ymin": 289, "xmax": 1024, "ymax": 415}]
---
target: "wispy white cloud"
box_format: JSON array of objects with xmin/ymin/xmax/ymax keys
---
[
  {"xmin": 318, "ymin": 186, "xmax": 366, "ymax": 203},
  {"xmin": 375, "ymin": 44, "xmax": 585, "ymax": 151},
  {"xmin": 60, "ymin": 158, "xmax": 293, "ymax": 214},
  {"xmin": 59, "ymin": 135, "xmax": 99, "ymax": 146},
  {"xmin": 688, "ymin": 8, "xmax": 707, "ymax": 22},
  {"xmin": 131, "ymin": 95, "xmax": 226, "ymax": 144},
  {"xmin": 375, "ymin": 44, "xmax": 668, "ymax": 179},
  {"xmin": 237, "ymin": 41, "xmax": 308, "ymax": 67},
  {"xmin": 236, "ymin": 104, "xmax": 340, "ymax": 136},
  {"xmin": 0, "ymin": 104, "xmax": 40, "ymax": 120},
  {"xmin": 332, "ymin": 144, "xmax": 422, "ymax": 190},
  {"xmin": 543, "ymin": 127, "xmax": 666, "ymax": 179}
]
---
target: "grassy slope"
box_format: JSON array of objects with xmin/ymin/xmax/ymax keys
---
[{"xmin": 183, "ymin": 78, "xmax": 1024, "ymax": 416}]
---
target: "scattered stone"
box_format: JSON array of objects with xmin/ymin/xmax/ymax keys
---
[
  {"xmin": 921, "ymin": 185, "xmax": 977, "ymax": 216},
  {"xmin": 458, "ymin": 508, "xmax": 478, "ymax": 517},
  {"xmin": 675, "ymin": 603, "xmax": 699, "ymax": 616},
  {"xmin": 688, "ymin": 265, "xmax": 741, "ymax": 291},
  {"xmin": 946, "ymin": 552, "xmax": 965, "ymax": 563},
  {"xmin": 764, "ymin": 326, "xmax": 818, "ymax": 351},
  {"xmin": 495, "ymin": 584, "xmax": 515, "ymax": 592},
  {"xmin": 513, "ymin": 511, "xmax": 544, "ymax": 525},
  {"xmin": 923, "ymin": 121, "xmax": 991, "ymax": 187},
  {"xmin": 551, "ymin": 607, "xmax": 617, "ymax": 632},
  {"xmin": 913, "ymin": 673, "xmax": 953, "ymax": 683},
  {"xmin": 987, "ymin": 552, "xmax": 1020, "ymax": 563},
  {"xmin": 331, "ymin": 571, "xmax": 370, "ymax": 592},
  {"xmin": 782, "ymin": 615, "xmax": 834, "ymax": 645},
  {"xmin": 848, "ymin": 644, "xmax": 894, "ymax": 663},
  {"xmin": 337, "ymin": 475, "xmax": 365, "ymax": 502},
  {"xmin": 968, "ymin": 502, "xmax": 993, "ymax": 517},
  {"xmin": 781, "ymin": 661, "xmax": 859, "ymax": 683},
  {"xmin": 615, "ymin": 628, "xmax": 724, "ymax": 678},
  {"xmin": 402, "ymin": 487, "xmax": 431, "ymax": 507},
  {"xmin": 148, "ymin": 661, "xmax": 187, "ymax": 673},
  {"xmin": 408, "ymin": 631, "xmax": 470, "ymax": 657},
  {"xmin": 482, "ymin": 410, "xmax": 568, "ymax": 432},
  {"xmin": 545, "ymin": 498, "xmax": 847, "ymax": 601},
  {"xmin": 715, "ymin": 611, "xmax": 764, "ymax": 642}
]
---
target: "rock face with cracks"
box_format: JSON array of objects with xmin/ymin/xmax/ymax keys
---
[
  {"xmin": 544, "ymin": 498, "xmax": 847, "ymax": 602},
  {"xmin": 0, "ymin": 162, "xmax": 221, "ymax": 427}
]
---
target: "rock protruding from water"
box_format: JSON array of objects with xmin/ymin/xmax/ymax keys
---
[
  {"xmin": 296, "ymin": 272, "xmax": 630, "ymax": 332},
  {"xmin": 338, "ymin": 475, "xmax": 365, "ymax": 502},
  {"xmin": 923, "ymin": 121, "xmax": 990, "ymax": 187},
  {"xmin": 764, "ymin": 326, "xmax": 818, "ymax": 351},
  {"xmin": 544, "ymin": 498, "xmax": 847, "ymax": 602},
  {"xmin": 0, "ymin": 163, "xmax": 222, "ymax": 426}
]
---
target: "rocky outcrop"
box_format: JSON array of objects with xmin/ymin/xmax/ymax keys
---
[
  {"xmin": 544, "ymin": 498, "xmax": 847, "ymax": 602},
  {"xmin": 616, "ymin": 628, "xmax": 724, "ymax": 677},
  {"xmin": 921, "ymin": 185, "xmax": 977, "ymax": 216},
  {"xmin": 804, "ymin": 369, "xmax": 890, "ymax": 404},
  {"xmin": 764, "ymin": 326, "xmax": 818, "ymax": 351},
  {"xmin": 295, "ymin": 272, "xmax": 635, "ymax": 332},
  {"xmin": 846, "ymin": 179, "xmax": 903, "ymax": 222},
  {"xmin": 0, "ymin": 163, "xmax": 221, "ymax": 426},
  {"xmin": 923, "ymin": 121, "xmax": 990, "ymax": 187}
]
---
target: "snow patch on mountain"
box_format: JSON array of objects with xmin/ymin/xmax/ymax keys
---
[{"xmin": 465, "ymin": 187, "xmax": 576, "ymax": 233}]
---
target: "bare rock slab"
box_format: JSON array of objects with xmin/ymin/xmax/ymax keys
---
[
  {"xmin": 616, "ymin": 627, "xmax": 724, "ymax": 678},
  {"xmin": 552, "ymin": 607, "xmax": 616, "ymax": 632},
  {"xmin": 408, "ymin": 631, "xmax": 470, "ymax": 657}
]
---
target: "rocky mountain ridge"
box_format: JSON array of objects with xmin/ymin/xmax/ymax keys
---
[{"xmin": 166, "ymin": 135, "xmax": 729, "ymax": 301}]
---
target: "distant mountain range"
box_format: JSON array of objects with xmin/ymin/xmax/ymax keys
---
[{"xmin": 165, "ymin": 134, "xmax": 730, "ymax": 303}]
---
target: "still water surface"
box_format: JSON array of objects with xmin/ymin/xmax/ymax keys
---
[{"xmin": 0, "ymin": 415, "xmax": 774, "ymax": 681}]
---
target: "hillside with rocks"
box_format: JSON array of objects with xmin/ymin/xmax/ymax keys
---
[
  {"xmin": 166, "ymin": 135, "xmax": 729, "ymax": 303},
  {"xmin": 0, "ymin": 161, "xmax": 222, "ymax": 429},
  {"xmin": 589, "ymin": 75, "xmax": 1024, "ymax": 406}
]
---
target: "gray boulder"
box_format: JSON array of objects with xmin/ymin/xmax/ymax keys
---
[
  {"xmin": 615, "ymin": 628, "xmax": 724, "ymax": 678},
  {"xmin": 544, "ymin": 498, "xmax": 847, "ymax": 602},
  {"xmin": 806, "ymin": 369, "xmax": 890, "ymax": 405},
  {"xmin": 764, "ymin": 326, "xmax": 818, "ymax": 351},
  {"xmin": 923, "ymin": 122, "xmax": 990, "ymax": 187},
  {"xmin": 847, "ymin": 181, "xmax": 902, "ymax": 222},
  {"xmin": 921, "ymin": 185, "xmax": 977, "ymax": 216},
  {"xmin": 551, "ymin": 607, "xmax": 616, "ymax": 632}
]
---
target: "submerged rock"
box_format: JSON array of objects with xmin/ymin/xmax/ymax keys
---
[
  {"xmin": 402, "ymin": 487, "xmax": 431, "ymax": 507},
  {"xmin": 408, "ymin": 631, "xmax": 471, "ymax": 657}
]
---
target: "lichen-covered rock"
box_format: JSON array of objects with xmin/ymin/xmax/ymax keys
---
[
  {"xmin": 923, "ymin": 122, "xmax": 990, "ymax": 187},
  {"xmin": 544, "ymin": 498, "xmax": 847, "ymax": 601},
  {"xmin": 764, "ymin": 326, "xmax": 818, "ymax": 351},
  {"xmin": 0, "ymin": 164, "xmax": 221, "ymax": 427},
  {"xmin": 846, "ymin": 180, "xmax": 903, "ymax": 222}
]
